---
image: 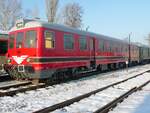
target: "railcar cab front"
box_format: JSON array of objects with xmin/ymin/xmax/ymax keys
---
[{"xmin": 7, "ymin": 19, "xmax": 38, "ymax": 76}]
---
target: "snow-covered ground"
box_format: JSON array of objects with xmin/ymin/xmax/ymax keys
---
[
  {"xmin": 0, "ymin": 65, "xmax": 150, "ymax": 113},
  {"xmin": 52, "ymin": 71, "xmax": 150, "ymax": 113},
  {"xmin": 109, "ymin": 83, "xmax": 150, "ymax": 113}
]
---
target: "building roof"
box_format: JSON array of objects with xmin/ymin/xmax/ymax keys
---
[{"xmin": 0, "ymin": 30, "xmax": 8, "ymax": 35}]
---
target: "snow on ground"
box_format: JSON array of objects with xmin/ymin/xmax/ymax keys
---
[
  {"xmin": 53, "ymin": 88, "xmax": 127, "ymax": 113},
  {"xmin": 0, "ymin": 65, "xmax": 150, "ymax": 113},
  {"xmin": 52, "ymin": 70, "xmax": 150, "ymax": 113},
  {"xmin": 113, "ymin": 72, "xmax": 150, "ymax": 90},
  {"xmin": 109, "ymin": 83, "xmax": 150, "ymax": 113}
]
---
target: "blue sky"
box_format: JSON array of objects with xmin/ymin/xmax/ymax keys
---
[{"xmin": 22, "ymin": 0, "xmax": 150, "ymax": 45}]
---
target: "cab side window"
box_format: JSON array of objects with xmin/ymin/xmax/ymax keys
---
[
  {"xmin": 16, "ymin": 32, "xmax": 23, "ymax": 48},
  {"xmin": 99, "ymin": 40, "xmax": 104, "ymax": 52},
  {"xmin": 45, "ymin": 31, "xmax": 55, "ymax": 49}
]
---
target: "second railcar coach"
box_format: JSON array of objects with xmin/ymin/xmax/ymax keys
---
[{"xmin": 0, "ymin": 31, "xmax": 8, "ymax": 70}]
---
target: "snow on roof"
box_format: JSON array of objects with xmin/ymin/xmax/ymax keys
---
[
  {"xmin": 10, "ymin": 19, "xmax": 127, "ymax": 44},
  {"xmin": 133, "ymin": 42, "xmax": 150, "ymax": 48},
  {"xmin": 0, "ymin": 30, "xmax": 8, "ymax": 34}
]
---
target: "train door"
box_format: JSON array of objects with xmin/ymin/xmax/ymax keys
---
[{"xmin": 89, "ymin": 38, "xmax": 96, "ymax": 69}]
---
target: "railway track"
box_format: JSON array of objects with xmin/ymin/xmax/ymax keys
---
[
  {"xmin": 0, "ymin": 81, "xmax": 46, "ymax": 97},
  {"xmin": 0, "ymin": 66, "xmax": 148, "ymax": 97},
  {"xmin": 108, "ymin": 82, "xmax": 150, "ymax": 113},
  {"xmin": 0, "ymin": 65, "xmax": 148, "ymax": 98},
  {"xmin": 0, "ymin": 65, "xmax": 146, "ymax": 98},
  {"xmin": 93, "ymin": 80, "xmax": 150, "ymax": 113},
  {"xmin": 0, "ymin": 72, "xmax": 11, "ymax": 82},
  {"xmin": 33, "ymin": 70, "xmax": 150, "ymax": 113}
]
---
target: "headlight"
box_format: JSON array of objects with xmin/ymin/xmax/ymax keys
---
[
  {"xmin": 26, "ymin": 58, "xmax": 30, "ymax": 62},
  {"xmin": 7, "ymin": 59, "xmax": 11, "ymax": 63}
]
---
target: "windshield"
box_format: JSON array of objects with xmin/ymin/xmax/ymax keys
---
[
  {"xmin": 16, "ymin": 32, "xmax": 24, "ymax": 48},
  {"xmin": 25, "ymin": 30, "xmax": 37, "ymax": 48},
  {"xmin": 9, "ymin": 30, "xmax": 37, "ymax": 49}
]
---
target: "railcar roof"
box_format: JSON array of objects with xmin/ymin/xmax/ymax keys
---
[
  {"xmin": 137, "ymin": 43, "xmax": 150, "ymax": 48},
  {"xmin": 11, "ymin": 19, "xmax": 127, "ymax": 44}
]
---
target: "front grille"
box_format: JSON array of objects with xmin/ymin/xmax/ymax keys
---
[{"xmin": 18, "ymin": 65, "xmax": 25, "ymax": 72}]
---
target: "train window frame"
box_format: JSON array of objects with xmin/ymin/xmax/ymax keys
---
[
  {"xmin": 9, "ymin": 34, "xmax": 15, "ymax": 49},
  {"xmin": 64, "ymin": 34, "xmax": 74, "ymax": 50},
  {"xmin": 44, "ymin": 30, "xmax": 55, "ymax": 49},
  {"xmin": 25, "ymin": 30, "xmax": 37, "ymax": 48},
  {"xmin": 104, "ymin": 41, "xmax": 108, "ymax": 52},
  {"xmin": 108, "ymin": 42, "xmax": 112, "ymax": 52},
  {"xmin": 79, "ymin": 36, "xmax": 87, "ymax": 51},
  {"xmin": 16, "ymin": 32, "xmax": 24, "ymax": 48},
  {"xmin": 98, "ymin": 40, "xmax": 104, "ymax": 52},
  {"xmin": 111, "ymin": 43, "xmax": 114, "ymax": 52}
]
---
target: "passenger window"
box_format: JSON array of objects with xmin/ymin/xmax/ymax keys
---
[
  {"xmin": 108, "ymin": 42, "xmax": 111, "ymax": 52},
  {"xmin": 64, "ymin": 34, "xmax": 74, "ymax": 49},
  {"xmin": 25, "ymin": 31, "xmax": 37, "ymax": 48},
  {"xmin": 9, "ymin": 34, "xmax": 15, "ymax": 48},
  {"xmin": 79, "ymin": 36, "xmax": 87, "ymax": 50},
  {"xmin": 99, "ymin": 40, "xmax": 104, "ymax": 51},
  {"xmin": 45, "ymin": 31, "xmax": 55, "ymax": 48},
  {"xmin": 16, "ymin": 32, "xmax": 23, "ymax": 48}
]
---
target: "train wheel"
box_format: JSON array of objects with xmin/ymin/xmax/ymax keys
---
[{"xmin": 96, "ymin": 65, "xmax": 102, "ymax": 71}]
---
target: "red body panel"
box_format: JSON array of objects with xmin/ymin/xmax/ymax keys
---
[{"xmin": 6, "ymin": 24, "xmax": 139, "ymax": 79}]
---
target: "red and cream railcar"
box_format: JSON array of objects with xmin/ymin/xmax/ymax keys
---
[{"xmin": 5, "ymin": 19, "xmax": 136, "ymax": 80}]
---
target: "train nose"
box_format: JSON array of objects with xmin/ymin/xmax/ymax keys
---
[
  {"xmin": 12, "ymin": 55, "xmax": 28, "ymax": 65},
  {"xmin": 18, "ymin": 65, "xmax": 25, "ymax": 72}
]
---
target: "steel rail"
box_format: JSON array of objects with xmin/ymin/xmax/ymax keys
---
[
  {"xmin": 0, "ymin": 83, "xmax": 45, "ymax": 97},
  {"xmin": 93, "ymin": 80, "xmax": 150, "ymax": 113},
  {"xmin": 0, "ymin": 74, "xmax": 11, "ymax": 82},
  {"xmin": 33, "ymin": 70, "xmax": 149, "ymax": 113},
  {"xmin": 0, "ymin": 81, "xmax": 32, "ymax": 90}
]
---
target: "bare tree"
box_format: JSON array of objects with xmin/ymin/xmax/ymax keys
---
[
  {"xmin": 31, "ymin": 5, "xmax": 39, "ymax": 19},
  {"xmin": 62, "ymin": 3, "xmax": 83, "ymax": 28},
  {"xmin": 0, "ymin": 0, "xmax": 22, "ymax": 30},
  {"xmin": 45, "ymin": 0, "xmax": 59, "ymax": 23}
]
